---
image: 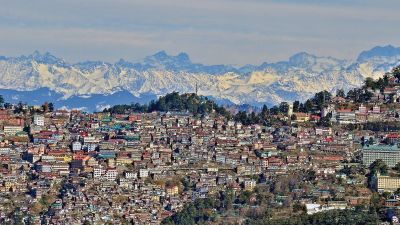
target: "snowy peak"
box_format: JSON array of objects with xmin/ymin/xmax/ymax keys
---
[
  {"xmin": 28, "ymin": 51, "xmax": 65, "ymax": 65},
  {"xmin": 0, "ymin": 45, "xmax": 399, "ymax": 111},
  {"xmin": 74, "ymin": 61, "xmax": 111, "ymax": 72},
  {"xmin": 146, "ymin": 51, "xmax": 190, "ymax": 63},
  {"xmin": 141, "ymin": 50, "xmax": 236, "ymax": 74},
  {"xmin": 288, "ymin": 52, "xmax": 317, "ymax": 68},
  {"xmin": 142, "ymin": 50, "xmax": 193, "ymax": 71},
  {"xmin": 357, "ymin": 45, "xmax": 400, "ymax": 62}
]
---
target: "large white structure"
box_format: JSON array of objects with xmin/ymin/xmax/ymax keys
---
[
  {"xmin": 288, "ymin": 103, "xmax": 293, "ymax": 117},
  {"xmin": 362, "ymin": 145, "xmax": 400, "ymax": 167},
  {"xmin": 305, "ymin": 203, "xmax": 346, "ymax": 215},
  {"xmin": 139, "ymin": 169, "xmax": 149, "ymax": 178},
  {"xmin": 105, "ymin": 169, "xmax": 118, "ymax": 181},
  {"xmin": 33, "ymin": 114, "xmax": 45, "ymax": 126},
  {"xmin": 374, "ymin": 174, "xmax": 400, "ymax": 192},
  {"xmin": 72, "ymin": 141, "xmax": 82, "ymax": 151},
  {"xmin": 93, "ymin": 167, "xmax": 103, "ymax": 178}
]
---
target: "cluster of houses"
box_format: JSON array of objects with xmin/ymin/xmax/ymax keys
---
[{"xmin": 3, "ymin": 86, "xmax": 400, "ymax": 224}]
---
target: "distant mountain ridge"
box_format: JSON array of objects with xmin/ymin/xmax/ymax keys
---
[{"xmin": 0, "ymin": 45, "xmax": 399, "ymax": 111}]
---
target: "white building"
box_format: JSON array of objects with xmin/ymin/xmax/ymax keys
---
[
  {"xmin": 33, "ymin": 114, "xmax": 45, "ymax": 126},
  {"xmin": 72, "ymin": 141, "xmax": 82, "ymax": 151},
  {"xmin": 288, "ymin": 103, "xmax": 293, "ymax": 117},
  {"xmin": 139, "ymin": 169, "xmax": 149, "ymax": 178},
  {"xmin": 335, "ymin": 109, "xmax": 356, "ymax": 124},
  {"xmin": 105, "ymin": 169, "xmax": 118, "ymax": 181},
  {"xmin": 86, "ymin": 143, "xmax": 97, "ymax": 152},
  {"xmin": 93, "ymin": 168, "xmax": 103, "ymax": 178},
  {"xmin": 124, "ymin": 172, "xmax": 137, "ymax": 179},
  {"xmin": 374, "ymin": 174, "xmax": 400, "ymax": 192},
  {"xmin": 372, "ymin": 105, "xmax": 380, "ymax": 114},
  {"xmin": 83, "ymin": 136, "xmax": 98, "ymax": 144},
  {"xmin": 306, "ymin": 202, "xmax": 347, "ymax": 215},
  {"xmin": 244, "ymin": 179, "xmax": 257, "ymax": 191}
]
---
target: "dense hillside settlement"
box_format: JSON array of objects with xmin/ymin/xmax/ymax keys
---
[{"xmin": 3, "ymin": 66, "xmax": 400, "ymax": 224}]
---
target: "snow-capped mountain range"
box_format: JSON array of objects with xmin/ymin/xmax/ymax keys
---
[{"xmin": 1, "ymin": 45, "xmax": 400, "ymax": 112}]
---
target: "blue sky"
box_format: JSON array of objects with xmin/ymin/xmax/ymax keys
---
[{"xmin": 1, "ymin": 0, "xmax": 399, "ymax": 65}]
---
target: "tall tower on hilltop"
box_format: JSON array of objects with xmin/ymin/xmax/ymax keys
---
[{"xmin": 288, "ymin": 103, "xmax": 293, "ymax": 117}]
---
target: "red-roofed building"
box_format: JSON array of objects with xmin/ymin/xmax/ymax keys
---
[{"xmin": 387, "ymin": 133, "xmax": 400, "ymax": 144}]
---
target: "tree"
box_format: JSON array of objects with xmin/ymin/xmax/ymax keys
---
[
  {"xmin": 306, "ymin": 170, "xmax": 316, "ymax": 182},
  {"xmin": 261, "ymin": 105, "xmax": 269, "ymax": 119},
  {"xmin": 370, "ymin": 192, "xmax": 382, "ymax": 208},
  {"xmin": 304, "ymin": 99, "xmax": 313, "ymax": 113},
  {"xmin": 279, "ymin": 102, "xmax": 289, "ymax": 114},
  {"xmin": 293, "ymin": 101, "xmax": 300, "ymax": 112},
  {"xmin": 3, "ymin": 102, "xmax": 11, "ymax": 109},
  {"xmin": 336, "ymin": 89, "xmax": 345, "ymax": 98},
  {"xmin": 270, "ymin": 106, "xmax": 280, "ymax": 115},
  {"xmin": 42, "ymin": 102, "xmax": 49, "ymax": 112},
  {"xmin": 234, "ymin": 111, "xmax": 249, "ymax": 125},
  {"xmin": 369, "ymin": 159, "xmax": 388, "ymax": 175},
  {"xmin": 393, "ymin": 162, "xmax": 400, "ymax": 173},
  {"xmin": 48, "ymin": 102, "xmax": 54, "ymax": 112},
  {"xmin": 237, "ymin": 190, "xmax": 252, "ymax": 204},
  {"xmin": 221, "ymin": 190, "xmax": 234, "ymax": 210},
  {"xmin": 293, "ymin": 202, "xmax": 306, "ymax": 213},
  {"xmin": 393, "ymin": 65, "xmax": 400, "ymax": 80},
  {"xmin": 0, "ymin": 95, "xmax": 4, "ymax": 107},
  {"xmin": 364, "ymin": 77, "xmax": 378, "ymax": 90},
  {"xmin": 313, "ymin": 91, "xmax": 332, "ymax": 110},
  {"xmin": 317, "ymin": 114, "xmax": 331, "ymax": 127},
  {"xmin": 367, "ymin": 137, "xmax": 375, "ymax": 145}
]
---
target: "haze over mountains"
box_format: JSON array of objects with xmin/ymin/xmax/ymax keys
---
[{"xmin": 0, "ymin": 45, "xmax": 400, "ymax": 112}]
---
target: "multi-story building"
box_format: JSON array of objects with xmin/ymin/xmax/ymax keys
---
[
  {"xmin": 93, "ymin": 167, "xmax": 103, "ymax": 178},
  {"xmin": 3, "ymin": 125, "xmax": 23, "ymax": 136},
  {"xmin": 335, "ymin": 109, "xmax": 356, "ymax": 124},
  {"xmin": 105, "ymin": 169, "xmax": 118, "ymax": 181},
  {"xmin": 139, "ymin": 169, "xmax": 149, "ymax": 178},
  {"xmin": 373, "ymin": 174, "xmax": 400, "ymax": 192},
  {"xmin": 33, "ymin": 114, "xmax": 45, "ymax": 126},
  {"xmin": 72, "ymin": 141, "xmax": 82, "ymax": 151},
  {"xmin": 362, "ymin": 145, "xmax": 400, "ymax": 167}
]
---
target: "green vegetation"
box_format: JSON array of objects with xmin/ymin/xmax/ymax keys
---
[
  {"xmin": 360, "ymin": 122, "xmax": 400, "ymax": 131},
  {"xmin": 369, "ymin": 159, "xmax": 388, "ymax": 175},
  {"xmin": 393, "ymin": 66, "xmax": 400, "ymax": 80},
  {"xmin": 245, "ymin": 209, "xmax": 379, "ymax": 225},
  {"xmin": 161, "ymin": 197, "xmax": 218, "ymax": 225},
  {"xmin": 103, "ymin": 92, "xmax": 230, "ymax": 118},
  {"xmin": 162, "ymin": 194, "xmax": 379, "ymax": 225},
  {"xmin": 394, "ymin": 162, "xmax": 400, "ymax": 173},
  {"xmin": 103, "ymin": 89, "xmax": 335, "ymax": 126}
]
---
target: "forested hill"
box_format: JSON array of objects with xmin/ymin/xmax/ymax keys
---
[{"xmin": 103, "ymin": 92, "xmax": 230, "ymax": 117}]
